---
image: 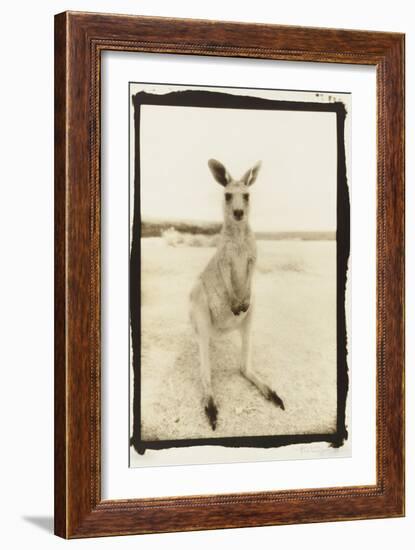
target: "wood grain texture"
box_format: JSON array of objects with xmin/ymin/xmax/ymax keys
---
[
  {"xmin": 54, "ymin": 11, "xmax": 405, "ymax": 539},
  {"xmin": 54, "ymin": 11, "xmax": 67, "ymax": 539}
]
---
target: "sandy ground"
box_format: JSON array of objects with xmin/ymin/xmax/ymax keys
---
[{"xmin": 135, "ymin": 238, "xmax": 337, "ymax": 441}]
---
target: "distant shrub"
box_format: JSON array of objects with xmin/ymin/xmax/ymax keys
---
[
  {"xmin": 162, "ymin": 228, "xmax": 218, "ymax": 248},
  {"xmin": 142, "ymin": 220, "xmax": 221, "ymax": 237},
  {"xmin": 257, "ymin": 257, "xmax": 305, "ymax": 274},
  {"xmin": 278, "ymin": 260, "xmax": 304, "ymax": 273},
  {"xmin": 162, "ymin": 227, "xmax": 184, "ymax": 247}
]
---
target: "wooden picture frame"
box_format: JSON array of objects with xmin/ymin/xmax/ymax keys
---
[{"xmin": 54, "ymin": 11, "xmax": 405, "ymax": 538}]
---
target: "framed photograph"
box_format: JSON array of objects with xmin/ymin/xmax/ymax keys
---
[{"xmin": 54, "ymin": 11, "xmax": 405, "ymax": 538}]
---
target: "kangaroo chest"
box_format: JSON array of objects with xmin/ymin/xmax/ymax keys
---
[
  {"xmin": 231, "ymin": 251, "xmax": 250, "ymax": 293},
  {"xmin": 226, "ymin": 239, "xmax": 256, "ymax": 296},
  {"xmin": 200, "ymin": 228, "xmax": 256, "ymax": 329}
]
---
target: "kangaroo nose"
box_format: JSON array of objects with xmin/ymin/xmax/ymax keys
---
[{"xmin": 233, "ymin": 209, "xmax": 243, "ymax": 220}]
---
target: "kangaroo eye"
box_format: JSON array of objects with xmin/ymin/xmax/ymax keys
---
[
  {"xmin": 243, "ymin": 193, "xmax": 249, "ymax": 201},
  {"xmin": 225, "ymin": 193, "xmax": 232, "ymax": 202}
]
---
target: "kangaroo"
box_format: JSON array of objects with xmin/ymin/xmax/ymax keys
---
[{"xmin": 190, "ymin": 159, "xmax": 285, "ymax": 430}]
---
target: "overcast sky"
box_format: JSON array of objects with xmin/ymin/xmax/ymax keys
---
[{"xmin": 134, "ymin": 85, "xmax": 344, "ymax": 232}]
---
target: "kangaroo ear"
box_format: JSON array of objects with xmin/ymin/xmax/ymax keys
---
[
  {"xmin": 208, "ymin": 159, "xmax": 230, "ymax": 187},
  {"xmin": 243, "ymin": 161, "xmax": 262, "ymax": 186}
]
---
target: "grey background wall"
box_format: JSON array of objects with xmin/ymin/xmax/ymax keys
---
[{"xmin": 0, "ymin": 1, "xmax": 412, "ymax": 548}]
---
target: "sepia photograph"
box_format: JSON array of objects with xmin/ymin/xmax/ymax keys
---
[{"xmin": 129, "ymin": 83, "xmax": 351, "ymax": 467}]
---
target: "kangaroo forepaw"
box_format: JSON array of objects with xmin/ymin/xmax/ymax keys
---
[
  {"xmin": 205, "ymin": 398, "xmax": 218, "ymax": 430},
  {"xmin": 231, "ymin": 304, "xmax": 241, "ymax": 316},
  {"xmin": 231, "ymin": 302, "xmax": 249, "ymax": 315},
  {"xmin": 267, "ymin": 389, "xmax": 285, "ymax": 410}
]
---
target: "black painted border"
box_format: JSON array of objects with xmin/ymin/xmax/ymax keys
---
[{"xmin": 130, "ymin": 87, "xmax": 350, "ymax": 455}]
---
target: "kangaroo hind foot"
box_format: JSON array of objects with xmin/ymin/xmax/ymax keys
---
[
  {"xmin": 265, "ymin": 387, "xmax": 285, "ymax": 410},
  {"xmin": 204, "ymin": 397, "xmax": 218, "ymax": 430}
]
